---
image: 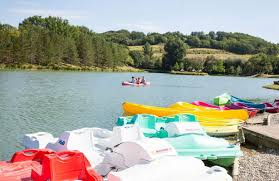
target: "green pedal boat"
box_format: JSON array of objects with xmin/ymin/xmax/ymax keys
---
[{"xmin": 116, "ymin": 114, "xmax": 242, "ymax": 167}]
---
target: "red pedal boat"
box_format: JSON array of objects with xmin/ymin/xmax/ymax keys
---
[
  {"xmin": 0, "ymin": 149, "xmax": 54, "ymax": 181},
  {"xmin": 0, "ymin": 149, "xmax": 103, "ymax": 181}
]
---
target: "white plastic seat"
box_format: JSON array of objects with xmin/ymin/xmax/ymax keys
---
[
  {"xmin": 98, "ymin": 125, "xmax": 145, "ymax": 149},
  {"xmin": 165, "ymin": 122, "xmax": 205, "ymax": 137},
  {"xmin": 96, "ymin": 138, "xmax": 177, "ymax": 176},
  {"xmin": 22, "ymin": 132, "xmax": 57, "ymax": 149},
  {"xmin": 108, "ymin": 156, "xmax": 232, "ymax": 181},
  {"xmin": 46, "ymin": 127, "xmax": 112, "ymax": 166}
]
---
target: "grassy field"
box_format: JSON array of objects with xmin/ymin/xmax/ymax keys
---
[
  {"xmin": 128, "ymin": 45, "xmax": 252, "ymax": 61},
  {"xmin": 129, "ymin": 44, "xmax": 164, "ymax": 58},
  {"xmin": 186, "ymin": 48, "xmax": 251, "ymax": 61},
  {"xmin": 263, "ymin": 84, "xmax": 279, "ymax": 90}
]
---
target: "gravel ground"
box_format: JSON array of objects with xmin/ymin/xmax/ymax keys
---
[{"xmin": 238, "ymin": 144, "xmax": 279, "ymax": 181}]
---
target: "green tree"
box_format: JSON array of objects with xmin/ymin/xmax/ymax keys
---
[
  {"xmin": 265, "ymin": 45, "xmax": 279, "ymax": 56},
  {"xmin": 183, "ymin": 59, "xmax": 204, "ymax": 72},
  {"xmin": 0, "ymin": 24, "xmax": 20, "ymax": 64},
  {"xmin": 271, "ymin": 57, "xmax": 279, "ymax": 74},
  {"xmin": 154, "ymin": 58, "xmax": 162, "ymax": 69},
  {"xmin": 227, "ymin": 66, "xmax": 235, "ymax": 75},
  {"xmin": 173, "ymin": 62, "xmax": 180, "ymax": 71},
  {"xmin": 129, "ymin": 51, "xmax": 143, "ymax": 67},
  {"xmin": 235, "ymin": 66, "xmax": 242, "ymax": 75},
  {"xmin": 143, "ymin": 42, "xmax": 153, "ymax": 59},
  {"xmin": 203, "ymin": 56, "xmax": 225, "ymax": 74},
  {"xmin": 162, "ymin": 38, "xmax": 186, "ymax": 70},
  {"xmin": 63, "ymin": 38, "xmax": 79, "ymax": 65},
  {"xmin": 248, "ymin": 54, "xmax": 273, "ymax": 74}
]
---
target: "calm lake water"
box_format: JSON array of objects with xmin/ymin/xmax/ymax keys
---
[{"xmin": 0, "ymin": 71, "xmax": 278, "ymax": 160}]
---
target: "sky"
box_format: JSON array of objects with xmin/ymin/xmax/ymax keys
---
[{"xmin": 0, "ymin": 0, "xmax": 278, "ymax": 43}]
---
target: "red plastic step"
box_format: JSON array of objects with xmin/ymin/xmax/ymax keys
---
[
  {"xmin": 10, "ymin": 149, "xmax": 54, "ymax": 163},
  {"xmin": 0, "ymin": 149, "xmax": 54, "ymax": 181},
  {"xmin": 31, "ymin": 150, "xmax": 103, "ymax": 181},
  {"xmin": 0, "ymin": 149, "xmax": 102, "ymax": 181}
]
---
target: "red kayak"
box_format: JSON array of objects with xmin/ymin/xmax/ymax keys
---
[
  {"xmin": 225, "ymin": 102, "xmax": 259, "ymax": 117},
  {"xmin": 0, "ymin": 149, "xmax": 102, "ymax": 181},
  {"xmin": 122, "ymin": 81, "xmax": 150, "ymax": 86},
  {"xmin": 263, "ymin": 102, "xmax": 279, "ymax": 113},
  {"xmin": 191, "ymin": 101, "xmax": 230, "ymax": 110}
]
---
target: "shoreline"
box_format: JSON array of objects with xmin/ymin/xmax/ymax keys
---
[
  {"xmin": 0, "ymin": 64, "xmax": 144, "ymax": 73},
  {"xmin": 144, "ymin": 69, "xmax": 208, "ymax": 76},
  {"xmin": 250, "ymin": 74, "xmax": 279, "ymax": 78},
  {"xmin": 0, "ymin": 64, "xmax": 208, "ymax": 76},
  {"xmin": 2, "ymin": 64, "xmax": 279, "ymax": 79}
]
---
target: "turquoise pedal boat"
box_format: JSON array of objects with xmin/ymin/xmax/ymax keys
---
[{"xmin": 116, "ymin": 114, "xmax": 242, "ymax": 167}]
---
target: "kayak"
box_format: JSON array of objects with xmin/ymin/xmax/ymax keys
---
[
  {"xmin": 230, "ymin": 95, "xmax": 266, "ymax": 110},
  {"xmin": 0, "ymin": 149, "xmax": 102, "ymax": 181},
  {"xmin": 122, "ymin": 81, "xmax": 150, "ymax": 86},
  {"xmin": 191, "ymin": 101, "xmax": 230, "ymax": 110},
  {"xmin": 225, "ymin": 102, "xmax": 258, "ymax": 112},
  {"xmin": 116, "ymin": 114, "xmax": 242, "ymax": 167},
  {"xmin": 214, "ymin": 93, "xmax": 267, "ymax": 110},
  {"xmin": 263, "ymin": 102, "xmax": 279, "ymax": 113},
  {"xmin": 168, "ymin": 102, "xmax": 249, "ymax": 120},
  {"xmin": 173, "ymin": 101, "xmax": 231, "ymax": 111},
  {"xmin": 225, "ymin": 102, "xmax": 259, "ymax": 117},
  {"xmin": 191, "ymin": 101, "xmax": 259, "ymax": 119},
  {"xmin": 122, "ymin": 102, "xmax": 249, "ymax": 121},
  {"xmin": 269, "ymin": 100, "xmax": 279, "ymax": 112}
]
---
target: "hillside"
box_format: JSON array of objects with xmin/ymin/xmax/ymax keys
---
[
  {"xmin": 128, "ymin": 45, "xmax": 252, "ymax": 61},
  {"xmin": 104, "ymin": 30, "xmax": 279, "ymax": 56},
  {"xmin": 1, "ymin": 16, "xmax": 278, "ymax": 75}
]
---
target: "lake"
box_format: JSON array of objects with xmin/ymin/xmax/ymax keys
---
[{"xmin": 0, "ymin": 71, "xmax": 278, "ymax": 160}]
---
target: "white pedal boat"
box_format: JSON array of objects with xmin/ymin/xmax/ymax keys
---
[
  {"xmin": 108, "ymin": 156, "xmax": 232, "ymax": 181},
  {"xmin": 22, "ymin": 125, "xmax": 232, "ymax": 181}
]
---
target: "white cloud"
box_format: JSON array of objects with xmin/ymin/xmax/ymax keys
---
[{"xmin": 8, "ymin": 8, "xmax": 87, "ymax": 20}]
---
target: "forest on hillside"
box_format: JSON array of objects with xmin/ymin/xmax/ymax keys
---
[
  {"xmin": 1, "ymin": 16, "xmax": 279, "ymax": 75},
  {"xmin": 102, "ymin": 30, "xmax": 279, "ymax": 55},
  {"xmin": 0, "ymin": 16, "xmax": 131, "ymax": 70}
]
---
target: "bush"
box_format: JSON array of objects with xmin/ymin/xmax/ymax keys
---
[{"xmin": 203, "ymin": 56, "xmax": 225, "ymax": 74}]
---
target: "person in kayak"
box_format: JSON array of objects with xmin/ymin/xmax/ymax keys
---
[
  {"xmin": 136, "ymin": 77, "xmax": 141, "ymax": 84},
  {"xmin": 141, "ymin": 76, "xmax": 146, "ymax": 84},
  {"xmin": 131, "ymin": 77, "xmax": 135, "ymax": 83}
]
